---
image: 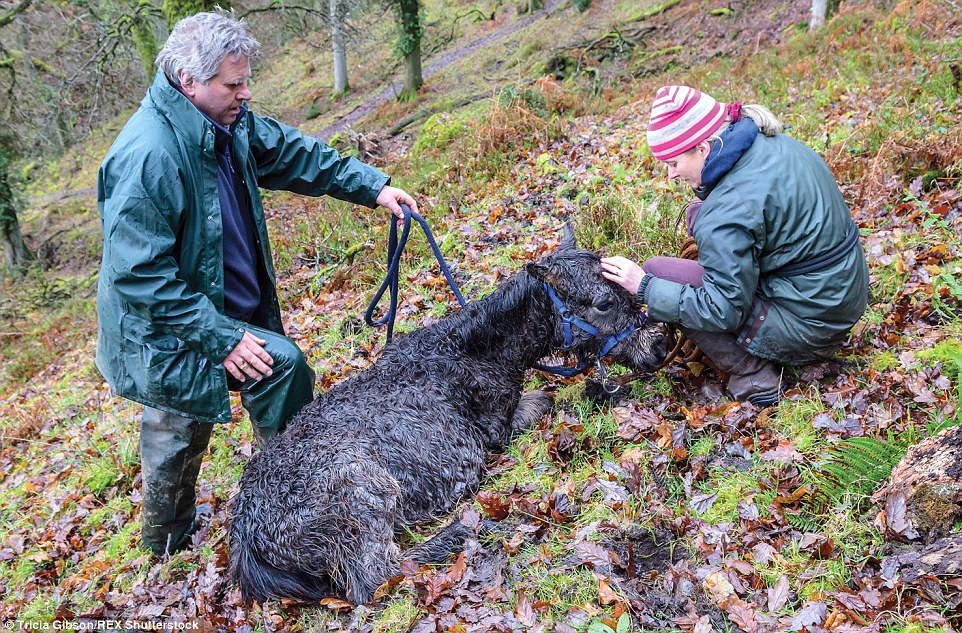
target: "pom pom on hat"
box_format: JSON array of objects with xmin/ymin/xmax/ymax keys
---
[{"xmin": 647, "ymin": 85, "xmax": 726, "ymax": 160}]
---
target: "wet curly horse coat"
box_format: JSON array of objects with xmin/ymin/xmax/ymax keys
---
[{"xmin": 229, "ymin": 231, "xmax": 667, "ymax": 604}]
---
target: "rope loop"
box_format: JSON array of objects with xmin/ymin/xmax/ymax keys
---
[{"xmin": 364, "ymin": 204, "xmax": 466, "ymax": 342}]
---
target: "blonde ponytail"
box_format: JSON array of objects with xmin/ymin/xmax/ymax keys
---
[{"xmin": 740, "ymin": 104, "xmax": 782, "ymax": 136}]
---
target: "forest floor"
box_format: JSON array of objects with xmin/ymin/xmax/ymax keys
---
[{"xmin": 1, "ymin": 0, "xmax": 961, "ymax": 631}]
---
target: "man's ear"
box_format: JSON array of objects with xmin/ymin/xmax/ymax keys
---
[{"xmin": 179, "ymin": 70, "xmax": 196, "ymax": 97}]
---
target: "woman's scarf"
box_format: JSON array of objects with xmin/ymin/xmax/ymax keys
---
[{"xmin": 695, "ymin": 117, "xmax": 759, "ymax": 198}]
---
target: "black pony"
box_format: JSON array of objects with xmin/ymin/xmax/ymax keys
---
[{"xmin": 229, "ymin": 229, "xmax": 667, "ymax": 604}]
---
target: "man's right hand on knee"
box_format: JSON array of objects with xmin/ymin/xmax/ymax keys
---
[{"xmin": 224, "ymin": 331, "xmax": 274, "ymax": 381}]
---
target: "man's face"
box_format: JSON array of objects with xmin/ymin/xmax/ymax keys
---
[
  {"xmin": 663, "ymin": 141, "xmax": 709, "ymax": 189},
  {"xmin": 180, "ymin": 55, "xmax": 252, "ymax": 127}
]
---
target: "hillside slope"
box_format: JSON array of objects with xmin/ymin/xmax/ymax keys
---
[{"xmin": 2, "ymin": 0, "xmax": 961, "ymax": 630}]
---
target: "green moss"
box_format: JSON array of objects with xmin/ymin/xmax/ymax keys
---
[
  {"xmin": 536, "ymin": 152, "xmax": 566, "ymax": 175},
  {"xmin": 530, "ymin": 566, "xmax": 600, "ymax": 619},
  {"xmin": 869, "ymin": 350, "xmax": 900, "ymax": 372},
  {"xmin": 369, "ymin": 591, "xmax": 424, "ymax": 632},
  {"xmin": 918, "ymin": 340, "xmax": 962, "ymax": 380},
  {"xmin": 13, "ymin": 559, "xmax": 36, "ymax": 584},
  {"xmin": 555, "ymin": 380, "xmax": 587, "ymax": 406},
  {"xmin": 698, "ymin": 469, "xmax": 754, "ymax": 525},
  {"xmin": 83, "ymin": 456, "xmax": 123, "ymax": 497},
  {"xmin": 412, "ymin": 112, "xmax": 469, "ymax": 153},
  {"xmin": 768, "ymin": 392, "xmax": 828, "ymax": 454},
  {"xmin": 885, "ymin": 624, "xmax": 955, "ymax": 633},
  {"xmin": 103, "ymin": 523, "xmax": 141, "ymax": 561},
  {"xmin": 17, "ymin": 590, "xmax": 62, "ymax": 622},
  {"xmin": 484, "ymin": 436, "xmax": 555, "ymax": 494},
  {"xmin": 305, "ymin": 101, "xmax": 326, "ymax": 120},
  {"xmin": 203, "ymin": 423, "xmax": 250, "ymax": 499},
  {"xmin": 631, "ymin": 373, "xmax": 674, "ymax": 399},
  {"xmin": 798, "ymin": 559, "xmax": 850, "ymax": 600},
  {"xmin": 84, "ymin": 494, "xmax": 134, "ymax": 532},
  {"xmin": 689, "ymin": 436, "xmax": 715, "ymax": 458},
  {"xmin": 628, "ymin": 0, "xmax": 681, "ymax": 22}
]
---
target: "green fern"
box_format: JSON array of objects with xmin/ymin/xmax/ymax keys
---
[
  {"xmin": 784, "ymin": 510, "xmax": 823, "ymax": 533},
  {"xmin": 805, "ymin": 437, "xmax": 906, "ymax": 511}
]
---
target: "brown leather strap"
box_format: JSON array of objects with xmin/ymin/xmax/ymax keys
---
[{"xmin": 658, "ymin": 236, "xmax": 705, "ymax": 370}]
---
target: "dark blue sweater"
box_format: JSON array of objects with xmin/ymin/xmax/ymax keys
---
[{"xmin": 206, "ymin": 111, "xmax": 261, "ymax": 322}]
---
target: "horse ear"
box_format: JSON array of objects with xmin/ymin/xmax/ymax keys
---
[
  {"xmin": 560, "ymin": 222, "xmax": 578, "ymax": 251},
  {"xmin": 526, "ymin": 262, "xmax": 560, "ymax": 287}
]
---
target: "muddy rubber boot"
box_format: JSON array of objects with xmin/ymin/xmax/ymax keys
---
[
  {"xmin": 140, "ymin": 407, "xmax": 214, "ymax": 557},
  {"xmin": 681, "ymin": 329, "xmax": 782, "ymax": 407}
]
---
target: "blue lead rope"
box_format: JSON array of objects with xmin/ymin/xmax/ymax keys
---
[
  {"xmin": 364, "ymin": 209, "xmax": 643, "ymax": 381},
  {"xmin": 364, "ymin": 204, "xmax": 467, "ymax": 342}
]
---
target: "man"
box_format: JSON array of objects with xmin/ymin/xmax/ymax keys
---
[{"xmin": 96, "ymin": 9, "xmax": 418, "ymax": 557}]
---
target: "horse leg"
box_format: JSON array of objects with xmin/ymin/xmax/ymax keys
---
[{"xmin": 511, "ymin": 390, "xmax": 553, "ymax": 435}]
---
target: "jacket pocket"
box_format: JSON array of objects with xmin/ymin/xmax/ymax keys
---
[{"xmin": 121, "ymin": 312, "xmax": 222, "ymax": 419}]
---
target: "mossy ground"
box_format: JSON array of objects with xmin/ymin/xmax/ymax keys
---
[{"xmin": 2, "ymin": 0, "xmax": 961, "ymax": 628}]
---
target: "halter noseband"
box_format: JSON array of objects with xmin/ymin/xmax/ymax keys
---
[{"xmin": 533, "ymin": 283, "xmax": 647, "ymax": 379}]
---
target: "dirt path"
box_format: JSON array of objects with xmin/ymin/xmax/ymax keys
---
[{"xmin": 314, "ymin": 0, "xmax": 564, "ymax": 142}]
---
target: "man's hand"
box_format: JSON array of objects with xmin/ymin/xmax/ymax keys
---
[
  {"xmin": 601, "ymin": 256, "xmax": 647, "ymax": 295},
  {"xmin": 375, "ymin": 185, "xmax": 419, "ymax": 221},
  {"xmin": 224, "ymin": 331, "xmax": 274, "ymax": 382}
]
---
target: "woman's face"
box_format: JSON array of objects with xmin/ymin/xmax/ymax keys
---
[{"xmin": 663, "ymin": 141, "xmax": 710, "ymax": 188}]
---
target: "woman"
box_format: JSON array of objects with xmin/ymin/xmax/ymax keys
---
[{"xmin": 601, "ymin": 85, "xmax": 868, "ymax": 406}]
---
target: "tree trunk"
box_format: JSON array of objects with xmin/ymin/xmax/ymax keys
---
[
  {"xmin": 330, "ymin": 0, "xmax": 350, "ymax": 96},
  {"xmin": 523, "ymin": 0, "xmax": 543, "ymax": 13},
  {"xmin": 810, "ymin": 0, "xmax": 827, "ymax": 30},
  {"xmin": 395, "ymin": 0, "xmax": 422, "ymax": 100},
  {"xmin": 810, "ymin": 0, "xmax": 841, "ymax": 30},
  {"xmin": 892, "ymin": 534, "xmax": 962, "ymax": 582},
  {"xmin": 873, "ymin": 424, "xmax": 962, "ymax": 542},
  {"xmin": 0, "ymin": 171, "xmax": 34, "ymax": 273},
  {"xmin": 402, "ymin": 38, "xmax": 422, "ymax": 100},
  {"xmin": 131, "ymin": 5, "xmax": 160, "ymax": 81},
  {"xmin": 1, "ymin": 209, "xmax": 32, "ymax": 272},
  {"xmin": 162, "ymin": 0, "xmax": 222, "ymax": 30}
]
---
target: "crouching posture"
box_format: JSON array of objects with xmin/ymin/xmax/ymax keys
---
[
  {"xmin": 229, "ymin": 230, "xmax": 667, "ymax": 605},
  {"xmin": 603, "ymin": 85, "xmax": 869, "ymax": 406}
]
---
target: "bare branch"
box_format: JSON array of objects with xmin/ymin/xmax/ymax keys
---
[
  {"xmin": 0, "ymin": 0, "xmax": 32, "ymax": 29},
  {"xmin": 238, "ymin": 3, "xmax": 332, "ymax": 26}
]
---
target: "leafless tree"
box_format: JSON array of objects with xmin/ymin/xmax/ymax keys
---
[
  {"xmin": 331, "ymin": 0, "xmax": 350, "ymax": 94},
  {"xmin": 0, "ymin": 0, "xmax": 151, "ymax": 273},
  {"xmin": 810, "ymin": 0, "xmax": 841, "ymax": 30}
]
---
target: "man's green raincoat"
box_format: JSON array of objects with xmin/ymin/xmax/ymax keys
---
[{"xmin": 97, "ymin": 71, "xmax": 389, "ymax": 422}]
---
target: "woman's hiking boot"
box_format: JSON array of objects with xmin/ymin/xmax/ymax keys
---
[{"xmin": 681, "ymin": 329, "xmax": 782, "ymax": 407}]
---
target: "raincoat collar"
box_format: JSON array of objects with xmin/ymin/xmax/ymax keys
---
[{"xmin": 145, "ymin": 70, "xmax": 248, "ymax": 147}]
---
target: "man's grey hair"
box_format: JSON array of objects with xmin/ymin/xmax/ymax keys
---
[{"xmin": 156, "ymin": 8, "xmax": 260, "ymax": 86}]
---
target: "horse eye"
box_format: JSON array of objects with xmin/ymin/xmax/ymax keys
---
[{"xmin": 594, "ymin": 298, "xmax": 614, "ymax": 312}]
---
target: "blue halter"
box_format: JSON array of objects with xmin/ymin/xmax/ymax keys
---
[{"xmin": 533, "ymin": 283, "xmax": 647, "ymax": 378}]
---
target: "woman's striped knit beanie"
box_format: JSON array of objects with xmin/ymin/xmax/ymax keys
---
[{"xmin": 647, "ymin": 85, "xmax": 726, "ymax": 160}]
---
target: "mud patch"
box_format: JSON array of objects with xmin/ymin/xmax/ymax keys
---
[{"xmin": 602, "ymin": 528, "xmax": 728, "ymax": 630}]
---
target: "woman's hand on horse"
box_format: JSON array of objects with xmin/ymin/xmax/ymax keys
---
[{"xmin": 601, "ymin": 256, "xmax": 646, "ymax": 295}]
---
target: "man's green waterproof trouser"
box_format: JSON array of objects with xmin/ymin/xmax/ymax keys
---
[{"xmin": 140, "ymin": 326, "xmax": 314, "ymax": 556}]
